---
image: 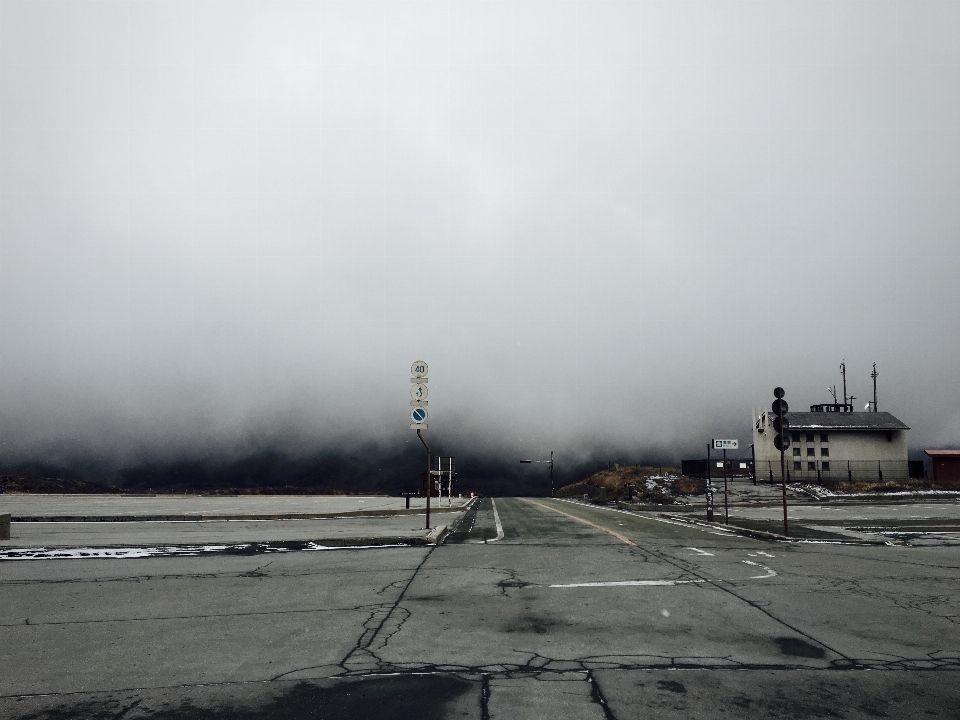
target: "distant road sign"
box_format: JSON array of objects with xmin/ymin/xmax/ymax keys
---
[
  {"xmin": 411, "ymin": 407, "xmax": 428, "ymax": 423},
  {"xmin": 410, "ymin": 383, "xmax": 428, "ymax": 401},
  {"xmin": 713, "ymin": 439, "xmax": 739, "ymax": 450},
  {"xmin": 411, "ymin": 361, "xmax": 428, "ymax": 378}
]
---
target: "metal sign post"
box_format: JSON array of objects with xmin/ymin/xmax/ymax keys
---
[
  {"xmin": 712, "ymin": 440, "xmax": 738, "ymax": 525},
  {"xmin": 410, "ymin": 361, "xmax": 430, "ymax": 530},
  {"xmin": 706, "ymin": 443, "xmax": 713, "ymax": 522},
  {"xmin": 723, "ymin": 449, "xmax": 728, "ymax": 523}
]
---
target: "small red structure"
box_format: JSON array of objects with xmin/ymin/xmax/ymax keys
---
[{"xmin": 924, "ymin": 450, "xmax": 960, "ymax": 482}]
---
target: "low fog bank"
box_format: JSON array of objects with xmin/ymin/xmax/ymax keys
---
[{"xmin": 0, "ymin": 441, "xmax": 681, "ymax": 498}]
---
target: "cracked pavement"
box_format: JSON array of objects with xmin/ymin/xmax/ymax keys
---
[{"xmin": 2, "ymin": 497, "xmax": 960, "ymax": 718}]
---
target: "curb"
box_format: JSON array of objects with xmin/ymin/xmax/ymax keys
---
[
  {"xmin": 0, "ymin": 536, "xmax": 433, "ymax": 559},
  {"xmin": 425, "ymin": 524, "xmax": 448, "ymax": 545},
  {"xmin": 10, "ymin": 506, "xmax": 469, "ymax": 523},
  {"xmin": 616, "ymin": 501, "xmax": 693, "ymax": 512}
]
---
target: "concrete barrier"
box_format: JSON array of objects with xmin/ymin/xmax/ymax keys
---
[{"xmin": 0, "ymin": 513, "xmax": 10, "ymax": 540}]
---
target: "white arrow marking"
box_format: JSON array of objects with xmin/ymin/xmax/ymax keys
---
[{"xmin": 742, "ymin": 560, "xmax": 777, "ymax": 579}]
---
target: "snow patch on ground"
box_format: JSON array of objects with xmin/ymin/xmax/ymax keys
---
[
  {"xmin": 0, "ymin": 542, "xmax": 407, "ymax": 561},
  {"xmin": 792, "ymin": 485, "xmax": 960, "ymax": 501}
]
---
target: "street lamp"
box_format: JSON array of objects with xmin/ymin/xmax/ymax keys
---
[{"xmin": 520, "ymin": 451, "xmax": 554, "ymax": 497}]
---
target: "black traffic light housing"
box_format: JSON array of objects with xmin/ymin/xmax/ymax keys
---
[{"xmin": 772, "ymin": 387, "xmax": 791, "ymax": 451}]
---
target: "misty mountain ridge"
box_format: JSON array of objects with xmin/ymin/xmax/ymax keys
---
[{"xmin": 0, "ymin": 446, "xmax": 666, "ymax": 498}]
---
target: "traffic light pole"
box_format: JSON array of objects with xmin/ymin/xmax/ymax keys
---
[
  {"xmin": 549, "ymin": 450, "xmax": 554, "ymax": 498},
  {"xmin": 780, "ymin": 443, "xmax": 788, "ymax": 537},
  {"xmin": 772, "ymin": 387, "xmax": 789, "ymax": 538}
]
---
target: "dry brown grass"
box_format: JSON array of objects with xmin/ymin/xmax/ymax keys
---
[{"xmin": 556, "ymin": 464, "xmax": 704, "ymax": 502}]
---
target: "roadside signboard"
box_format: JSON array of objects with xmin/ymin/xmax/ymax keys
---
[
  {"xmin": 713, "ymin": 439, "xmax": 738, "ymax": 450},
  {"xmin": 411, "ymin": 360, "xmax": 428, "ymax": 378},
  {"xmin": 410, "ymin": 383, "xmax": 428, "ymax": 403},
  {"xmin": 410, "ymin": 363, "xmax": 428, "ymax": 429}
]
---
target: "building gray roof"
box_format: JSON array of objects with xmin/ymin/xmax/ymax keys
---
[{"xmin": 783, "ymin": 411, "xmax": 909, "ymax": 431}]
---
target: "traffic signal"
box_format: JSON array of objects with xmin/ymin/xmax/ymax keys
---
[{"xmin": 772, "ymin": 387, "xmax": 791, "ymax": 452}]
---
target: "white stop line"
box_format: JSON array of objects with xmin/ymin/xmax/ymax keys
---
[
  {"xmin": 549, "ymin": 561, "xmax": 776, "ymax": 588},
  {"xmin": 551, "ymin": 579, "xmax": 705, "ymax": 588}
]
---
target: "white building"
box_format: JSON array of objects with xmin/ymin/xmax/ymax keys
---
[{"xmin": 752, "ymin": 405, "xmax": 909, "ymax": 482}]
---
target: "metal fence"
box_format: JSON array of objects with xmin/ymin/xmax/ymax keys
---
[{"xmin": 758, "ymin": 459, "xmax": 919, "ymax": 484}]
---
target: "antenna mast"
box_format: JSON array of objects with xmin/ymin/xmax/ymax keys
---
[{"xmin": 871, "ymin": 362, "xmax": 878, "ymax": 412}]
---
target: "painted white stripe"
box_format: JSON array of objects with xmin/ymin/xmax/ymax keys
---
[
  {"xmin": 551, "ymin": 579, "xmax": 705, "ymax": 588},
  {"xmin": 489, "ymin": 499, "xmax": 505, "ymax": 542},
  {"xmin": 555, "ymin": 497, "xmax": 735, "ymax": 534},
  {"xmin": 477, "ymin": 499, "xmax": 506, "ymax": 543},
  {"xmin": 686, "ymin": 547, "xmax": 714, "ymax": 556}
]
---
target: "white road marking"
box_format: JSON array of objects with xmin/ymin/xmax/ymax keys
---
[
  {"xmin": 551, "ymin": 579, "xmax": 705, "ymax": 588},
  {"xmin": 742, "ymin": 560, "xmax": 777, "ymax": 579},
  {"xmin": 686, "ymin": 547, "xmax": 714, "ymax": 556},
  {"xmin": 479, "ymin": 499, "xmax": 505, "ymax": 543}
]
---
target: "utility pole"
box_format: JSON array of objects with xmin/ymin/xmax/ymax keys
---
[{"xmin": 871, "ymin": 362, "xmax": 878, "ymax": 412}]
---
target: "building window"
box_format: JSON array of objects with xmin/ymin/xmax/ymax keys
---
[
  {"xmin": 791, "ymin": 432, "xmax": 800, "ymax": 442},
  {"xmin": 793, "ymin": 448, "xmax": 800, "ymax": 456},
  {"xmin": 822, "ymin": 462, "xmax": 831, "ymax": 471},
  {"xmin": 808, "ymin": 462, "xmax": 816, "ymax": 471},
  {"xmin": 793, "ymin": 461, "xmax": 802, "ymax": 471},
  {"xmin": 821, "ymin": 447, "xmax": 829, "ymax": 457},
  {"xmin": 807, "ymin": 448, "xmax": 815, "ymax": 456},
  {"xmin": 806, "ymin": 433, "xmax": 815, "ymax": 443},
  {"xmin": 821, "ymin": 433, "xmax": 829, "ymax": 443}
]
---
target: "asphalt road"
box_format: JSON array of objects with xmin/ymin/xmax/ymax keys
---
[{"xmin": 3, "ymin": 497, "xmax": 959, "ymax": 719}]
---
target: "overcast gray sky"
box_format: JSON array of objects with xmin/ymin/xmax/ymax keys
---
[{"xmin": 1, "ymin": 1, "xmax": 958, "ymax": 467}]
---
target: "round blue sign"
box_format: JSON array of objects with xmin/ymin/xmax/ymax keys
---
[{"xmin": 411, "ymin": 407, "xmax": 427, "ymax": 423}]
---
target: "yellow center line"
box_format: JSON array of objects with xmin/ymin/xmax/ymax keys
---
[{"xmin": 523, "ymin": 498, "xmax": 637, "ymax": 546}]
